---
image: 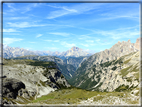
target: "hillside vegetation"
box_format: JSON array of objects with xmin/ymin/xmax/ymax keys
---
[
  {"xmin": 28, "ymin": 87, "xmax": 139, "ymax": 105},
  {"xmin": 69, "ymin": 51, "xmax": 139, "ymax": 92}
]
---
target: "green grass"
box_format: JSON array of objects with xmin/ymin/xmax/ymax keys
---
[
  {"xmin": 39, "ymin": 80, "xmax": 46, "ymax": 87},
  {"xmin": 29, "ymin": 87, "xmax": 139, "ymax": 104},
  {"xmin": 125, "ymin": 77, "xmax": 132, "ymax": 82},
  {"xmin": 123, "ymin": 58, "xmax": 131, "ymax": 64},
  {"xmin": 120, "ymin": 65, "xmax": 133, "ymax": 77},
  {"xmin": 134, "ymin": 72, "xmax": 139, "ymax": 81},
  {"xmin": 115, "ymin": 85, "xmax": 129, "ymax": 92},
  {"xmin": 32, "ymin": 95, "xmax": 54, "ymax": 103},
  {"xmin": 3, "ymin": 58, "xmax": 56, "ymax": 68},
  {"xmin": 133, "ymin": 65, "xmax": 139, "ymax": 72},
  {"xmin": 30, "ymin": 88, "xmax": 101, "ymax": 104}
]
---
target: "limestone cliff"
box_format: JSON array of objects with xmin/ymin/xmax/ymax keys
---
[
  {"xmin": 69, "ymin": 51, "xmax": 139, "ymax": 92},
  {"xmin": 2, "ymin": 59, "xmax": 70, "ymax": 104}
]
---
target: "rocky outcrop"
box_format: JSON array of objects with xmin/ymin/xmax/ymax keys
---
[
  {"xmin": 11, "ymin": 55, "xmax": 76, "ymax": 80},
  {"xmin": 69, "ymin": 51, "xmax": 139, "ymax": 92},
  {"xmin": 71, "ymin": 39, "xmax": 139, "ymax": 79},
  {"xmin": 69, "ymin": 39, "xmax": 140, "ymax": 92},
  {"xmin": 134, "ymin": 37, "xmax": 141, "ymax": 50},
  {"xmin": 42, "ymin": 62, "xmax": 70, "ymax": 89},
  {"xmin": 63, "ymin": 56, "xmax": 89, "ymax": 69},
  {"xmin": 2, "ymin": 78, "xmax": 36, "ymax": 105},
  {"xmin": 3, "ymin": 59, "xmax": 70, "ymax": 104},
  {"xmin": 3, "ymin": 78, "xmax": 26, "ymax": 99}
]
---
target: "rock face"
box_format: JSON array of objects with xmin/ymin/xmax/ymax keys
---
[
  {"xmin": 12, "ymin": 55, "xmax": 76, "ymax": 80},
  {"xmin": 71, "ymin": 39, "xmax": 139, "ymax": 79},
  {"xmin": 12, "ymin": 55, "xmax": 89, "ymax": 80},
  {"xmin": 3, "ymin": 78, "xmax": 26, "ymax": 99},
  {"xmin": 63, "ymin": 56, "xmax": 89, "ymax": 69},
  {"xmin": 134, "ymin": 37, "xmax": 141, "ymax": 50},
  {"xmin": 2, "ymin": 78, "xmax": 35, "ymax": 105},
  {"xmin": 2, "ymin": 59, "xmax": 70, "ymax": 104},
  {"xmin": 68, "ymin": 39, "xmax": 140, "ymax": 92},
  {"xmin": 69, "ymin": 51, "xmax": 139, "ymax": 91},
  {"xmin": 42, "ymin": 62, "xmax": 71, "ymax": 89},
  {"xmin": 60, "ymin": 46, "xmax": 92, "ymax": 57},
  {"xmin": 1, "ymin": 45, "xmax": 36, "ymax": 59}
]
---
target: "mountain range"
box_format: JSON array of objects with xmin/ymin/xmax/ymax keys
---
[
  {"xmin": 1, "ymin": 45, "xmax": 92, "ymax": 59},
  {"xmin": 68, "ymin": 38, "xmax": 140, "ymax": 91},
  {"xmin": 1, "ymin": 37, "xmax": 141, "ymax": 105}
]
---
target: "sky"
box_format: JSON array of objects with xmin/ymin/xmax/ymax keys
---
[{"xmin": 3, "ymin": 3, "xmax": 140, "ymax": 53}]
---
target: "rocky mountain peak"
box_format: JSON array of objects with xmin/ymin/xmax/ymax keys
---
[
  {"xmin": 60, "ymin": 46, "xmax": 91, "ymax": 57},
  {"xmin": 128, "ymin": 39, "xmax": 131, "ymax": 43},
  {"xmin": 71, "ymin": 46, "xmax": 81, "ymax": 51},
  {"xmin": 1, "ymin": 45, "xmax": 92, "ymax": 59},
  {"xmin": 134, "ymin": 37, "xmax": 141, "ymax": 50}
]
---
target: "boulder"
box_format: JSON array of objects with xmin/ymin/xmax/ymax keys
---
[{"xmin": 2, "ymin": 78, "xmax": 25, "ymax": 99}]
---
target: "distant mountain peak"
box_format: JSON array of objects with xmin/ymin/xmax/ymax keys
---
[
  {"xmin": 71, "ymin": 46, "xmax": 81, "ymax": 51},
  {"xmin": 128, "ymin": 39, "xmax": 131, "ymax": 43},
  {"xmin": 59, "ymin": 46, "xmax": 92, "ymax": 57}
]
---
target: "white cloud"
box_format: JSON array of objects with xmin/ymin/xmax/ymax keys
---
[
  {"xmin": 3, "ymin": 38, "xmax": 23, "ymax": 45},
  {"xmin": 36, "ymin": 34, "xmax": 42, "ymax": 38},
  {"xmin": 80, "ymin": 44, "xmax": 89, "ymax": 47},
  {"xmin": 24, "ymin": 47, "xmax": 33, "ymax": 50},
  {"xmin": 44, "ymin": 47, "xmax": 59, "ymax": 50},
  {"xmin": 61, "ymin": 42, "xmax": 75, "ymax": 48},
  {"xmin": 46, "ymin": 5, "xmax": 77, "ymax": 19},
  {"xmin": 54, "ymin": 40, "xmax": 60, "ymax": 42},
  {"xmin": 6, "ymin": 3, "xmax": 18, "ymax": 12},
  {"xmin": 99, "ymin": 42, "xmax": 113, "ymax": 46},
  {"xmin": 79, "ymin": 35, "xmax": 92, "ymax": 40},
  {"xmin": 49, "ymin": 32, "xmax": 70, "ymax": 37},
  {"xmin": 99, "ymin": 7, "xmax": 139, "ymax": 21},
  {"xmin": 96, "ymin": 39, "xmax": 100, "ymax": 42},
  {"xmin": 98, "ymin": 14, "xmax": 139, "ymax": 22},
  {"xmin": 7, "ymin": 22, "xmax": 46, "ymax": 28},
  {"xmin": 91, "ymin": 26, "xmax": 139, "ymax": 40},
  {"xmin": 44, "ymin": 40, "xmax": 52, "ymax": 42},
  {"xmin": 21, "ymin": 3, "xmax": 43, "ymax": 14},
  {"xmin": 3, "ymin": 29, "xmax": 19, "ymax": 32},
  {"xmin": 29, "ymin": 42, "xmax": 36, "ymax": 43},
  {"xmin": 90, "ymin": 43, "xmax": 96, "ymax": 46},
  {"xmin": 46, "ymin": 3, "xmax": 104, "ymax": 19},
  {"xmin": 5, "ymin": 17, "xmax": 28, "ymax": 20},
  {"xmin": 47, "ymin": 5, "xmax": 77, "ymax": 12},
  {"xmin": 44, "ymin": 40, "xmax": 60, "ymax": 42},
  {"xmin": 84, "ymin": 49, "xmax": 96, "ymax": 54},
  {"xmin": 86, "ymin": 40, "xmax": 94, "ymax": 43}
]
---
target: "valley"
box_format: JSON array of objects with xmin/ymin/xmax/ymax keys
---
[
  {"xmin": 1, "ymin": 38, "xmax": 141, "ymax": 105},
  {"xmin": 2, "ymin": 2, "xmax": 140, "ymax": 106}
]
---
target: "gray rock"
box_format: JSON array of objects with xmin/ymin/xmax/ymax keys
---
[
  {"xmin": 3, "ymin": 78, "xmax": 25, "ymax": 99},
  {"xmin": 69, "ymin": 39, "xmax": 140, "ymax": 92}
]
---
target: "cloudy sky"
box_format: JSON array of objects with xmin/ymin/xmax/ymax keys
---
[{"xmin": 3, "ymin": 3, "xmax": 139, "ymax": 53}]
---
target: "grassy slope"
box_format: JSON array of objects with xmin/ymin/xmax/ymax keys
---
[{"xmin": 29, "ymin": 87, "xmax": 139, "ymax": 104}]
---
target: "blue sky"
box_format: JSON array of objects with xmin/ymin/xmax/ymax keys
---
[{"xmin": 3, "ymin": 3, "xmax": 139, "ymax": 53}]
